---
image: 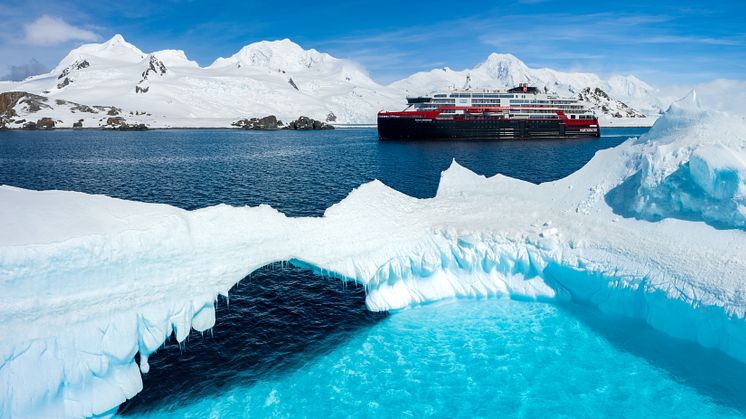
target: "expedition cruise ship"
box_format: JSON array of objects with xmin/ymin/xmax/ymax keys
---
[{"xmin": 378, "ymin": 84, "xmax": 600, "ymax": 140}]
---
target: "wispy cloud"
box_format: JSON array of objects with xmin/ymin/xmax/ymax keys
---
[{"xmin": 23, "ymin": 15, "xmax": 99, "ymax": 46}]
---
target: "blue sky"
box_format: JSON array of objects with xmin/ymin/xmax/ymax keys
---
[{"xmin": 0, "ymin": 0, "xmax": 744, "ymax": 86}]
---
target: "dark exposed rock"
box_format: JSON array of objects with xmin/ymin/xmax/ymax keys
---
[
  {"xmin": 578, "ymin": 87, "xmax": 646, "ymax": 118},
  {"xmin": 284, "ymin": 116, "xmax": 334, "ymax": 130},
  {"xmin": 325, "ymin": 112, "xmax": 337, "ymax": 122},
  {"xmin": 106, "ymin": 116, "xmax": 126, "ymax": 126},
  {"xmin": 104, "ymin": 116, "xmax": 147, "ymax": 130},
  {"xmin": 73, "ymin": 119, "xmax": 83, "ymax": 128},
  {"xmin": 0, "ymin": 91, "xmax": 49, "ymax": 118},
  {"xmin": 118, "ymin": 123, "xmax": 148, "ymax": 131},
  {"xmin": 142, "ymin": 56, "xmax": 167, "ymax": 79},
  {"xmin": 71, "ymin": 103, "xmax": 97, "ymax": 113},
  {"xmin": 232, "ymin": 115, "xmax": 284, "ymax": 130},
  {"xmin": 22, "ymin": 121, "xmax": 37, "ymax": 129},
  {"xmin": 57, "ymin": 77, "xmax": 72, "ymax": 89},
  {"xmin": 36, "ymin": 117, "xmax": 56, "ymax": 129},
  {"xmin": 288, "ymin": 77, "xmax": 299, "ymax": 90},
  {"xmin": 0, "ymin": 92, "xmax": 38, "ymax": 114},
  {"xmin": 107, "ymin": 108, "xmax": 121, "ymax": 116},
  {"xmin": 58, "ymin": 59, "xmax": 89, "ymax": 79},
  {"xmin": 136, "ymin": 56, "xmax": 167, "ymax": 94}
]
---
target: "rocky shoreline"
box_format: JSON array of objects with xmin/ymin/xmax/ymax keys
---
[
  {"xmin": 0, "ymin": 91, "xmax": 338, "ymax": 131},
  {"xmin": 231, "ymin": 115, "xmax": 334, "ymax": 130}
]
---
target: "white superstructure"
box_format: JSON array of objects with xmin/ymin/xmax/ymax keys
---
[{"xmin": 414, "ymin": 84, "xmax": 597, "ymax": 120}]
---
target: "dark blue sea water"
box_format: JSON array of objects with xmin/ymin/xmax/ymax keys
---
[{"xmin": 2, "ymin": 128, "xmax": 745, "ymax": 417}]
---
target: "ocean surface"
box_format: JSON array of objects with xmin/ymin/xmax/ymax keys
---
[{"xmin": 2, "ymin": 127, "xmax": 745, "ymax": 417}]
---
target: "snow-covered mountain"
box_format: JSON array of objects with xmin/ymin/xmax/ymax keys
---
[
  {"xmin": 390, "ymin": 53, "xmax": 664, "ymax": 126},
  {"xmin": 0, "ymin": 35, "xmax": 666, "ymax": 128},
  {"xmin": 1, "ymin": 35, "xmax": 405, "ymax": 127}
]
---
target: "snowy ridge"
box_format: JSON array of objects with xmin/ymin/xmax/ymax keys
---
[
  {"xmin": 2, "ymin": 95, "xmax": 746, "ymax": 417},
  {"xmin": 390, "ymin": 53, "xmax": 664, "ymax": 126},
  {"xmin": 3, "ymin": 35, "xmax": 405, "ymax": 126},
  {"xmin": 0, "ymin": 35, "xmax": 667, "ymax": 127}
]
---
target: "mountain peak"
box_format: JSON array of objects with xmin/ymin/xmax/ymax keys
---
[
  {"xmin": 52, "ymin": 34, "xmax": 145, "ymax": 73},
  {"xmin": 104, "ymin": 34, "xmax": 127, "ymax": 45},
  {"xmin": 479, "ymin": 53, "xmax": 527, "ymax": 69},
  {"xmin": 208, "ymin": 38, "xmax": 342, "ymax": 73},
  {"xmin": 475, "ymin": 53, "xmax": 531, "ymax": 85},
  {"xmin": 152, "ymin": 49, "xmax": 199, "ymax": 68}
]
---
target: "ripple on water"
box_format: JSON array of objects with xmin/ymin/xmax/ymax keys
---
[{"xmin": 121, "ymin": 295, "xmax": 746, "ymax": 418}]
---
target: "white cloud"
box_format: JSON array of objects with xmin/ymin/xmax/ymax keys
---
[{"xmin": 23, "ymin": 15, "xmax": 98, "ymax": 46}]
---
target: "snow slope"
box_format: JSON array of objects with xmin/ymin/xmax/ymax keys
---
[
  {"xmin": 1, "ymin": 35, "xmax": 405, "ymax": 127},
  {"xmin": 391, "ymin": 53, "xmax": 664, "ymax": 126},
  {"xmin": 0, "ymin": 36, "xmax": 666, "ymax": 128},
  {"xmin": 2, "ymin": 95, "xmax": 745, "ymax": 417}
]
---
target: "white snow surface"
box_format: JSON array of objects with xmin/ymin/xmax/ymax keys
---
[
  {"xmin": 1, "ymin": 35, "xmax": 665, "ymax": 127},
  {"xmin": 2, "ymin": 95, "xmax": 746, "ymax": 417},
  {"xmin": 5, "ymin": 35, "xmax": 405, "ymax": 126}
]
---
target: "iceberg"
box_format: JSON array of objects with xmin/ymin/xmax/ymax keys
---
[{"xmin": 1, "ymin": 93, "xmax": 746, "ymax": 417}]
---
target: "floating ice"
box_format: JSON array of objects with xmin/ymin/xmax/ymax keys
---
[
  {"xmin": 1, "ymin": 93, "xmax": 746, "ymax": 417},
  {"xmin": 607, "ymin": 91, "xmax": 746, "ymax": 229}
]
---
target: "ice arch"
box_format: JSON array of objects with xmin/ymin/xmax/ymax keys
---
[{"xmin": 2, "ymin": 94, "xmax": 746, "ymax": 417}]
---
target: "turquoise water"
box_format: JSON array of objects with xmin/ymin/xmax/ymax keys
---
[{"xmin": 126, "ymin": 299, "xmax": 745, "ymax": 418}]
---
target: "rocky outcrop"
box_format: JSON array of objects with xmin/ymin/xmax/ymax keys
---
[
  {"xmin": 73, "ymin": 119, "xmax": 83, "ymax": 128},
  {"xmin": 56, "ymin": 59, "xmax": 89, "ymax": 90},
  {"xmin": 136, "ymin": 56, "xmax": 167, "ymax": 94},
  {"xmin": 21, "ymin": 117, "xmax": 56, "ymax": 130},
  {"xmin": 57, "ymin": 77, "xmax": 72, "ymax": 89},
  {"xmin": 288, "ymin": 77, "xmax": 299, "ymax": 90},
  {"xmin": 117, "ymin": 123, "xmax": 148, "ymax": 131},
  {"xmin": 36, "ymin": 117, "xmax": 56, "ymax": 129},
  {"xmin": 70, "ymin": 103, "xmax": 97, "ymax": 113},
  {"xmin": 143, "ymin": 56, "xmax": 167, "ymax": 78},
  {"xmin": 0, "ymin": 92, "xmax": 25, "ymax": 115},
  {"xmin": 285, "ymin": 116, "xmax": 334, "ymax": 130},
  {"xmin": 232, "ymin": 115, "xmax": 284, "ymax": 130},
  {"xmin": 578, "ymin": 87, "xmax": 646, "ymax": 118},
  {"xmin": 58, "ymin": 60, "xmax": 89, "ymax": 80},
  {"xmin": 104, "ymin": 116, "xmax": 147, "ymax": 130},
  {"xmin": 326, "ymin": 112, "xmax": 337, "ymax": 122},
  {"xmin": 0, "ymin": 92, "xmax": 45, "ymax": 115}
]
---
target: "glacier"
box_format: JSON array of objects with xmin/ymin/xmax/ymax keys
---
[{"xmin": 1, "ymin": 93, "xmax": 746, "ymax": 417}]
